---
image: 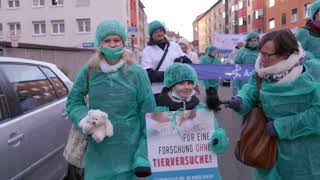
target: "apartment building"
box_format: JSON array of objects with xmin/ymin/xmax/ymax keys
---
[
  {"xmin": 0, "ymin": 0, "xmax": 147, "ymax": 49},
  {"xmin": 265, "ymin": 0, "xmax": 313, "ymax": 32},
  {"xmin": 195, "ymin": 0, "xmax": 225, "ymax": 53}
]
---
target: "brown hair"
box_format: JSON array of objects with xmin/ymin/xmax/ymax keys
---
[
  {"xmin": 258, "ymin": 29, "xmax": 299, "ymax": 57},
  {"xmin": 88, "ymin": 48, "xmax": 136, "ymax": 69}
]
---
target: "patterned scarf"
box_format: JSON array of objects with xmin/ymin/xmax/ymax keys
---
[{"xmin": 255, "ymin": 44, "xmax": 306, "ymax": 83}]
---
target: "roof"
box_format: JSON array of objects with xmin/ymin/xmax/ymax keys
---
[
  {"xmin": 0, "ymin": 56, "xmax": 72, "ymax": 84},
  {"xmin": 196, "ymin": 0, "xmax": 222, "ymax": 22},
  {"xmin": 0, "ymin": 56, "xmax": 57, "ymax": 67}
]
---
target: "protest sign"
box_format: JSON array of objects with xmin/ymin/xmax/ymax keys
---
[{"xmin": 146, "ymin": 109, "xmax": 220, "ymax": 180}]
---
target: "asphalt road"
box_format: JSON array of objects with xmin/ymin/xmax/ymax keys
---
[{"xmin": 216, "ymin": 85, "xmax": 252, "ymax": 180}]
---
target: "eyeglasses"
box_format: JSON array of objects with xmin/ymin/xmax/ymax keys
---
[{"xmin": 260, "ymin": 51, "xmax": 277, "ymax": 58}]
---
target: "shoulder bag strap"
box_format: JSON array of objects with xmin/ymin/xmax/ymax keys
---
[
  {"xmin": 155, "ymin": 42, "xmax": 170, "ymax": 71},
  {"xmin": 255, "ymin": 73, "xmax": 264, "ymax": 110},
  {"xmin": 85, "ymin": 66, "xmax": 91, "ymax": 95}
]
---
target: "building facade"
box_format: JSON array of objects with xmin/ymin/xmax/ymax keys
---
[
  {"xmin": 265, "ymin": 0, "xmax": 313, "ymax": 32},
  {"xmin": 195, "ymin": 0, "xmax": 225, "ymax": 53},
  {"xmin": 0, "ymin": 0, "xmax": 147, "ymax": 49},
  {"xmin": 228, "ymin": 0, "xmax": 239, "ymax": 34},
  {"xmin": 138, "ymin": 1, "xmax": 147, "ymax": 50}
]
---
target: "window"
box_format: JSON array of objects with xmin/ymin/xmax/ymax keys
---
[
  {"xmin": 0, "ymin": 64, "xmax": 58, "ymax": 113},
  {"xmin": 76, "ymin": 0, "xmax": 89, "ymax": 6},
  {"xmin": 33, "ymin": 21, "xmax": 46, "ymax": 35},
  {"xmin": 51, "ymin": 20, "xmax": 64, "ymax": 34},
  {"xmin": 239, "ymin": 17, "xmax": 247, "ymax": 26},
  {"xmin": 304, "ymin": 3, "xmax": 311, "ymax": 19},
  {"xmin": 248, "ymin": 0, "xmax": 250, "ymax": 6},
  {"xmin": 248, "ymin": 15, "xmax": 251, "ymax": 24},
  {"xmin": 52, "ymin": 0, "xmax": 63, "ymax": 6},
  {"xmin": 291, "ymin": 8, "xmax": 298, "ymax": 22},
  {"xmin": 268, "ymin": 0, "xmax": 275, "ymax": 7},
  {"xmin": 33, "ymin": 0, "xmax": 44, "ymax": 7},
  {"xmin": 77, "ymin": 19, "xmax": 90, "ymax": 33},
  {"xmin": 254, "ymin": 9, "xmax": 264, "ymax": 20},
  {"xmin": 8, "ymin": 0, "xmax": 19, "ymax": 8},
  {"xmin": 222, "ymin": 12, "xmax": 225, "ymax": 18},
  {"xmin": 8, "ymin": 22, "xmax": 20, "ymax": 36},
  {"xmin": 0, "ymin": 86, "xmax": 9, "ymax": 121},
  {"xmin": 281, "ymin": 13, "xmax": 286, "ymax": 25},
  {"xmin": 41, "ymin": 67, "xmax": 68, "ymax": 98},
  {"xmin": 269, "ymin": 18, "xmax": 275, "ymax": 29},
  {"xmin": 239, "ymin": 1, "xmax": 243, "ymax": 9}
]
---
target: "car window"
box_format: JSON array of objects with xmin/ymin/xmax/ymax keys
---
[
  {"xmin": 0, "ymin": 86, "xmax": 9, "ymax": 121},
  {"xmin": 41, "ymin": 67, "xmax": 68, "ymax": 98},
  {"xmin": 0, "ymin": 64, "xmax": 58, "ymax": 113}
]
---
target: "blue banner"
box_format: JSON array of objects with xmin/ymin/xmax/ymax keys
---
[
  {"xmin": 191, "ymin": 64, "xmax": 255, "ymax": 80},
  {"xmin": 151, "ymin": 167, "xmax": 220, "ymax": 180}
]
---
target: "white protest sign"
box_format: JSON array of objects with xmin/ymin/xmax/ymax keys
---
[{"xmin": 146, "ymin": 109, "xmax": 220, "ymax": 180}]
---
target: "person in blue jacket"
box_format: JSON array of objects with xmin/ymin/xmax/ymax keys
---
[
  {"xmin": 226, "ymin": 29, "xmax": 320, "ymax": 180},
  {"xmin": 296, "ymin": 0, "xmax": 320, "ymax": 59},
  {"xmin": 231, "ymin": 32, "xmax": 259, "ymax": 95}
]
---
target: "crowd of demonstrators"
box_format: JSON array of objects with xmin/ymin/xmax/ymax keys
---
[
  {"xmin": 177, "ymin": 38, "xmax": 200, "ymax": 64},
  {"xmin": 64, "ymin": 1, "xmax": 320, "ymax": 178},
  {"xmin": 154, "ymin": 63, "xmax": 229, "ymax": 180},
  {"xmin": 225, "ymin": 29, "xmax": 320, "ymax": 180},
  {"xmin": 231, "ymin": 32, "xmax": 260, "ymax": 96},
  {"xmin": 296, "ymin": 0, "xmax": 320, "ymax": 59},
  {"xmin": 66, "ymin": 19, "xmax": 155, "ymax": 180},
  {"xmin": 141, "ymin": 20, "xmax": 185, "ymax": 94},
  {"xmin": 200, "ymin": 45, "xmax": 223, "ymax": 111}
]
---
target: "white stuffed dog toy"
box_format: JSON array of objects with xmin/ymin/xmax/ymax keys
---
[{"xmin": 79, "ymin": 109, "xmax": 113, "ymax": 142}]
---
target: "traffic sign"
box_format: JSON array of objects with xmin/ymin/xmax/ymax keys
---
[{"xmin": 128, "ymin": 26, "xmax": 138, "ymax": 38}]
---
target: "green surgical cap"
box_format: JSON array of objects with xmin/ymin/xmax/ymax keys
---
[
  {"xmin": 94, "ymin": 19, "xmax": 128, "ymax": 47},
  {"xmin": 148, "ymin": 20, "xmax": 166, "ymax": 36},
  {"xmin": 245, "ymin": 31, "xmax": 260, "ymax": 41},
  {"xmin": 311, "ymin": 1, "xmax": 320, "ymax": 21},
  {"xmin": 205, "ymin": 45, "xmax": 217, "ymax": 55},
  {"xmin": 164, "ymin": 63, "xmax": 197, "ymax": 88}
]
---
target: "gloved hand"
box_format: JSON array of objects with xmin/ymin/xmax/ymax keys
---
[
  {"xmin": 134, "ymin": 166, "xmax": 152, "ymax": 177},
  {"xmin": 209, "ymin": 128, "xmax": 229, "ymax": 155},
  {"xmin": 206, "ymin": 87, "xmax": 222, "ymax": 111},
  {"xmin": 223, "ymin": 96, "xmax": 242, "ymax": 111},
  {"xmin": 265, "ymin": 121, "xmax": 277, "ymax": 137},
  {"xmin": 232, "ymin": 87, "xmax": 238, "ymax": 96}
]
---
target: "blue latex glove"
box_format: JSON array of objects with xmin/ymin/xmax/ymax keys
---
[
  {"xmin": 209, "ymin": 128, "xmax": 229, "ymax": 155},
  {"xmin": 223, "ymin": 96, "xmax": 242, "ymax": 111},
  {"xmin": 266, "ymin": 121, "xmax": 277, "ymax": 137}
]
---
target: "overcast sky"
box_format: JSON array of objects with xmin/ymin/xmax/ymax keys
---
[{"xmin": 140, "ymin": 0, "xmax": 218, "ymax": 41}]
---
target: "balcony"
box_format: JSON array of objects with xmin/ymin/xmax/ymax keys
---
[
  {"xmin": 252, "ymin": 0, "xmax": 264, "ymax": 10},
  {"xmin": 238, "ymin": 7, "xmax": 247, "ymax": 17},
  {"xmin": 238, "ymin": 25, "xmax": 247, "ymax": 33},
  {"xmin": 252, "ymin": 19, "xmax": 264, "ymax": 29}
]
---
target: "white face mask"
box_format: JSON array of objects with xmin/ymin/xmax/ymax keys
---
[{"xmin": 171, "ymin": 89, "xmax": 196, "ymax": 101}]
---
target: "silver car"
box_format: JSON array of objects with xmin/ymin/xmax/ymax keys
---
[{"xmin": 0, "ymin": 57, "xmax": 72, "ymax": 180}]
